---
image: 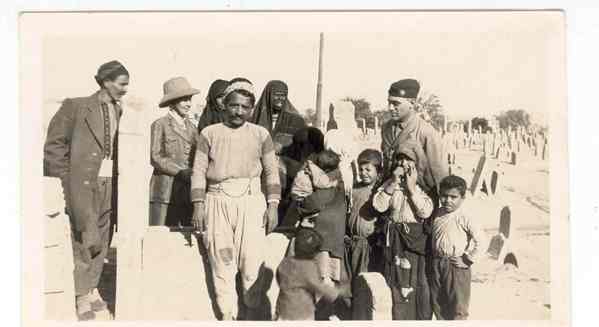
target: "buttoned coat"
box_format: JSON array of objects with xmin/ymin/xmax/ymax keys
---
[
  {"xmin": 149, "ymin": 114, "xmax": 198, "ymax": 205},
  {"xmin": 381, "ymin": 113, "xmax": 448, "ymax": 195},
  {"xmin": 44, "ymin": 90, "xmax": 121, "ymax": 232}
]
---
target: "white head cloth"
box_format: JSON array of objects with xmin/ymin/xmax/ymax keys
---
[{"xmin": 222, "ymin": 80, "xmax": 255, "ymax": 100}]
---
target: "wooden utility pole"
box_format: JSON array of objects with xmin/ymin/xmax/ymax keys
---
[{"xmin": 315, "ymin": 32, "xmax": 324, "ymax": 130}]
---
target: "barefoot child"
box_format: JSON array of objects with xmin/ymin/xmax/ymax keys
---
[
  {"xmin": 346, "ymin": 149, "xmax": 384, "ymax": 277},
  {"xmin": 430, "ymin": 175, "xmax": 485, "ymax": 320},
  {"xmin": 372, "ymin": 140, "xmax": 435, "ymax": 320},
  {"xmin": 276, "ymin": 228, "xmax": 351, "ymax": 320}
]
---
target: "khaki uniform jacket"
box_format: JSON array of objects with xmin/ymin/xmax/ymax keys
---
[
  {"xmin": 149, "ymin": 114, "xmax": 198, "ymax": 204},
  {"xmin": 381, "ymin": 113, "xmax": 448, "ymax": 194},
  {"xmin": 44, "ymin": 91, "xmax": 121, "ymax": 232}
]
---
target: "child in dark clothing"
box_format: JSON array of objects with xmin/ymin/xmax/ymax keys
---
[
  {"xmin": 346, "ymin": 149, "xmax": 384, "ymax": 278},
  {"xmin": 291, "ymin": 149, "xmax": 346, "ymax": 286},
  {"xmin": 276, "ymin": 228, "xmax": 351, "ymax": 321}
]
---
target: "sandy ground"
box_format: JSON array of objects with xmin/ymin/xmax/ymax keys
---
[{"xmin": 91, "ymin": 134, "xmax": 550, "ymax": 320}]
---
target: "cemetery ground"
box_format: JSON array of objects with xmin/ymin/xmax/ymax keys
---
[{"xmin": 50, "ymin": 133, "xmax": 551, "ymax": 320}]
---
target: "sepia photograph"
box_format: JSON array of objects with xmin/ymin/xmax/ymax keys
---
[{"xmin": 19, "ymin": 10, "xmax": 569, "ymax": 325}]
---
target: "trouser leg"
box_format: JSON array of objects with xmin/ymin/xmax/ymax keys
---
[
  {"xmin": 448, "ymin": 264, "xmax": 471, "ymax": 320},
  {"xmin": 237, "ymin": 193, "xmax": 267, "ymax": 309},
  {"xmin": 71, "ymin": 178, "xmax": 112, "ymax": 296},
  {"xmin": 429, "ymin": 258, "xmax": 444, "ymax": 320},
  {"xmin": 414, "ymin": 254, "xmax": 432, "ymax": 320},
  {"xmin": 205, "ymin": 193, "xmax": 239, "ymax": 319},
  {"xmin": 149, "ymin": 202, "xmax": 167, "ymax": 226}
]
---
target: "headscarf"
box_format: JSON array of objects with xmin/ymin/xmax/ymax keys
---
[
  {"xmin": 393, "ymin": 138, "xmax": 434, "ymax": 194},
  {"xmin": 197, "ymin": 79, "xmax": 229, "ymax": 132},
  {"xmin": 252, "ymin": 80, "xmax": 300, "ymax": 132}
]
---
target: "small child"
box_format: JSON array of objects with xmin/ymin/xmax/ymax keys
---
[
  {"xmin": 430, "ymin": 175, "xmax": 484, "ymax": 320},
  {"xmin": 276, "ymin": 228, "xmax": 351, "ymax": 321},
  {"xmin": 290, "ymin": 150, "xmax": 346, "ymax": 287},
  {"xmin": 429, "ymin": 175, "xmax": 485, "ymax": 320},
  {"xmin": 291, "ymin": 149, "xmax": 342, "ymax": 200},
  {"xmin": 372, "ymin": 140, "xmax": 434, "ymax": 320},
  {"xmin": 346, "ymin": 149, "xmax": 384, "ymax": 278}
]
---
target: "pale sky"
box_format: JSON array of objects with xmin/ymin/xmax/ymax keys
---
[{"xmin": 39, "ymin": 11, "xmax": 564, "ymax": 125}]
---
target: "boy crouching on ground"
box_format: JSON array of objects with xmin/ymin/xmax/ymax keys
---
[
  {"xmin": 429, "ymin": 175, "xmax": 486, "ymax": 320},
  {"xmin": 275, "ymin": 228, "xmax": 351, "ymax": 320}
]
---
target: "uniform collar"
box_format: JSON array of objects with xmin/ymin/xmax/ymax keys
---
[{"xmin": 397, "ymin": 111, "xmax": 417, "ymax": 130}]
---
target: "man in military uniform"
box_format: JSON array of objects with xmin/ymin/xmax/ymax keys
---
[
  {"xmin": 380, "ymin": 79, "xmax": 448, "ymax": 198},
  {"xmin": 44, "ymin": 60, "xmax": 129, "ymax": 320}
]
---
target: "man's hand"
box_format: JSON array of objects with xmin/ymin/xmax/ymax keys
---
[
  {"xmin": 264, "ymin": 202, "xmax": 279, "ymax": 234},
  {"xmin": 192, "ymin": 201, "xmax": 207, "ymax": 232}
]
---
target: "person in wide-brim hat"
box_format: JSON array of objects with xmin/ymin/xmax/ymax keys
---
[
  {"xmin": 159, "ymin": 76, "xmax": 201, "ymax": 108},
  {"xmin": 149, "ymin": 76, "xmax": 201, "ymax": 227}
]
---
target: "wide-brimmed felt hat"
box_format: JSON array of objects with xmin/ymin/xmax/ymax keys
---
[{"xmin": 159, "ymin": 77, "xmax": 200, "ymax": 108}]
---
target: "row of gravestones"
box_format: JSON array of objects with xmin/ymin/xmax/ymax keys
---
[{"xmin": 444, "ymin": 127, "xmax": 548, "ymax": 166}]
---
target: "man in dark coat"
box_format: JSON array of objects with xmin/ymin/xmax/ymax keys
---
[
  {"xmin": 44, "ymin": 60, "xmax": 129, "ymax": 320},
  {"xmin": 380, "ymin": 79, "xmax": 448, "ymax": 197}
]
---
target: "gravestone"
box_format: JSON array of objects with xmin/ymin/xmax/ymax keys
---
[
  {"xmin": 511, "ymin": 151, "xmax": 517, "ymax": 165},
  {"xmin": 352, "ymin": 273, "xmax": 393, "ymax": 320},
  {"xmin": 470, "ymin": 155, "xmax": 501, "ymax": 197},
  {"xmin": 499, "ymin": 206, "xmax": 511, "ymax": 238},
  {"xmin": 487, "ymin": 206, "xmax": 512, "ymax": 260},
  {"xmin": 470, "ymin": 155, "xmax": 487, "ymax": 196}
]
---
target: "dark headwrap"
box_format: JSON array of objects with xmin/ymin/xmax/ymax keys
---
[
  {"xmin": 252, "ymin": 80, "xmax": 300, "ymax": 133},
  {"xmin": 95, "ymin": 60, "xmax": 129, "ymax": 86},
  {"xmin": 197, "ymin": 79, "xmax": 229, "ymax": 133},
  {"xmin": 393, "ymin": 138, "xmax": 434, "ymax": 194}
]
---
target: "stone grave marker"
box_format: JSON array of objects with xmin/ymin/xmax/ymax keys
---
[{"xmin": 352, "ymin": 273, "xmax": 393, "ymax": 320}]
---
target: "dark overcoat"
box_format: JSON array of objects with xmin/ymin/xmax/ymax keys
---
[{"xmin": 44, "ymin": 91, "xmax": 121, "ymax": 232}]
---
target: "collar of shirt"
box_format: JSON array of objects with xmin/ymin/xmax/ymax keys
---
[
  {"xmin": 168, "ymin": 110, "xmax": 187, "ymax": 128},
  {"xmin": 98, "ymin": 89, "xmax": 120, "ymax": 106},
  {"xmin": 397, "ymin": 111, "xmax": 417, "ymax": 130}
]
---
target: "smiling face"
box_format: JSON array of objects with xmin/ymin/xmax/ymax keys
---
[
  {"xmin": 103, "ymin": 74, "xmax": 129, "ymax": 100},
  {"xmin": 387, "ymin": 96, "xmax": 414, "ymax": 122},
  {"xmin": 170, "ymin": 95, "xmax": 193, "ymax": 118},
  {"xmin": 224, "ymin": 92, "xmax": 253, "ymax": 128}
]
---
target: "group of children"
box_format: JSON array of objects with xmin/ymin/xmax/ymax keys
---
[{"xmin": 275, "ymin": 143, "xmax": 485, "ymax": 321}]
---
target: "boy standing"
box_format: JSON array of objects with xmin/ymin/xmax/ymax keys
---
[
  {"xmin": 346, "ymin": 149, "xmax": 384, "ymax": 277},
  {"xmin": 430, "ymin": 175, "xmax": 486, "ymax": 320}
]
